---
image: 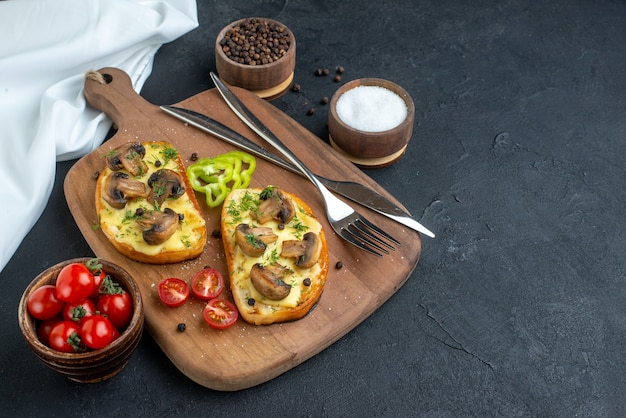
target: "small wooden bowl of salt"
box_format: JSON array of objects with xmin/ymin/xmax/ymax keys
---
[{"xmin": 328, "ymin": 78, "xmax": 415, "ymax": 168}]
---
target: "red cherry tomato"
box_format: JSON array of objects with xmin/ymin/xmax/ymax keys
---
[
  {"xmin": 158, "ymin": 278, "xmax": 189, "ymax": 307},
  {"xmin": 91, "ymin": 272, "xmax": 106, "ymax": 299},
  {"xmin": 191, "ymin": 268, "xmax": 224, "ymax": 300},
  {"xmin": 27, "ymin": 285, "xmax": 65, "ymax": 320},
  {"xmin": 85, "ymin": 258, "xmax": 106, "ymax": 299},
  {"xmin": 37, "ymin": 316, "xmax": 62, "ymax": 346},
  {"xmin": 62, "ymin": 299, "xmax": 96, "ymax": 324},
  {"xmin": 91, "ymin": 275, "xmax": 105, "ymax": 299},
  {"xmin": 110, "ymin": 326, "xmax": 121, "ymax": 342},
  {"xmin": 55, "ymin": 263, "xmax": 95, "ymax": 303},
  {"xmin": 203, "ymin": 299, "xmax": 238, "ymax": 330},
  {"xmin": 80, "ymin": 315, "xmax": 114, "ymax": 350},
  {"xmin": 97, "ymin": 292, "xmax": 133, "ymax": 330},
  {"xmin": 48, "ymin": 321, "xmax": 82, "ymax": 353}
]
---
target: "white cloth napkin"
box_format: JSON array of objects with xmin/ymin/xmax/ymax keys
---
[{"xmin": 0, "ymin": 0, "xmax": 198, "ymax": 273}]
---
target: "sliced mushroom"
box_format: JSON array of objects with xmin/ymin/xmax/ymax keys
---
[
  {"xmin": 235, "ymin": 224, "xmax": 278, "ymax": 257},
  {"xmin": 146, "ymin": 169, "xmax": 185, "ymax": 207},
  {"xmin": 105, "ymin": 142, "xmax": 148, "ymax": 177},
  {"xmin": 103, "ymin": 172, "xmax": 148, "ymax": 209},
  {"xmin": 135, "ymin": 208, "xmax": 179, "ymax": 245},
  {"xmin": 252, "ymin": 187, "xmax": 295, "ymax": 225},
  {"xmin": 280, "ymin": 232, "xmax": 322, "ymax": 269},
  {"xmin": 249, "ymin": 263, "xmax": 292, "ymax": 300}
]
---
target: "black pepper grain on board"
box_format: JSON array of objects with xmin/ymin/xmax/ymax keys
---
[{"xmin": 219, "ymin": 18, "xmax": 291, "ymax": 65}]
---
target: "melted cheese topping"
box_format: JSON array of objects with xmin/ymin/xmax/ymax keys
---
[
  {"xmin": 223, "ymin": 189, "xmax": 322, "ymax": 308},
  {"xmin": 98, "ymin": 143, "xmax": 206, "ymax": 255}
]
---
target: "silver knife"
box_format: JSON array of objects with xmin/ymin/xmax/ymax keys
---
[
  {"xmin": 162, "ymin": 91, "xmax": 434, "ymax": 238},
  {"xmin": 161, "ymin": 104, "xmax": 414, "ymax": 215}
]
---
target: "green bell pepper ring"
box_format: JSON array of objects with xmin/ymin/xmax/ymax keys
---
[{"xmin": 186, "ymin": 151, "xmax": 256, "ymax": 207}]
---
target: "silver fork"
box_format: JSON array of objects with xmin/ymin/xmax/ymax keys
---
[
  {"xmin": 210, "ymin": 72, "xmax": 400, "ymax": 256},
  {"xmin": 160, "ymin": 104, "xmax": 435, "ymax": 238}
]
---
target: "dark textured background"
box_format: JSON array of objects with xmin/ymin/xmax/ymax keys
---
[{"xmin": 2, "ymin": 0, "xmax": 625, "ymax": 416}]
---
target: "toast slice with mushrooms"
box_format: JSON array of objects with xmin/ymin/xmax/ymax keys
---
[
  {"xmin": 221, "ymin": 186, "xmax": 329, "ymax": 325},
  {"xmin": 95, "ymin": 141, "xmax": 207, "ymax": 264}
]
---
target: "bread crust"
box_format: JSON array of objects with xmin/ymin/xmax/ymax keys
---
[
  {"xmin": 95, "ymin": 141, "xmax": 206, "ymax": 264},
  {"xmin": 221, "ymin": 187, "xmax": 329, "ymax": 325}
]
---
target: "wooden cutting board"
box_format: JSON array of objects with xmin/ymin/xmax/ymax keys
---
[{"xmin": 64, "ymin": 67, "xmax": 422, "ymax": 391}]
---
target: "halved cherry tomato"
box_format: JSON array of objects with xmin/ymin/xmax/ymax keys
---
[
  {"xmin": 62, "ymin": 299, "xmax": 96, "ymax": 324},
  {"xmin": 80, "ymin": 315, "xmax": 114, "ymax": 350},
  {"xmin": 48, "ymin": 321, "xmax": 82, "ymax": 353},
  {"xmin": 203, "ymin": 299, "xmax": 238, "ymax": 330},
  {"xmin": 27, "ymin": 285, "xmax": 65, "ymax": 320},
  {"xmin": 191, "ymin": 268, "xmax": 225, "ymax": 300},
  {"xmin": 158, "ymin": 278, "xmax": 189, "ymax": 307},
  {"xmin": 55, "ymin": 262, "xmax": 95, "ymax": 303},
  {"xmin": 37, "ymin": 316, "xmax": 61, "ymax": 346},
  {"xmin": 97, "ymin": 292, "xmax": 133, "ymax": 330}
]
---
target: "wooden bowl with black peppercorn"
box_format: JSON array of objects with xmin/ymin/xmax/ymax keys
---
[
  {"xmin": 17, "ymin": 258, "xmax": 144, "ymax": 383},
  {"xmin": 328, "ymin": 78, "xmax": 415, "ymax": 168},
  {"xmin": 215, "ymin": 17, "xmax": 296, "ymax": 100}
]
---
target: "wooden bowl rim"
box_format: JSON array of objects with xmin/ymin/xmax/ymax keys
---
[{"xmin": 18, "ymin": 257, "xmax": 144, "ymax": 361}]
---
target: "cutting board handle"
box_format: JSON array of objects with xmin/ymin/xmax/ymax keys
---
[{"xmin": 84, "ymin": 67, "xmax": 154, "ymax": 129}]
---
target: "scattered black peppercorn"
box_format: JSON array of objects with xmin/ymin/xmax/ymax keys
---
[
  {"xmin": 135, "ymin": 207, "xmax": 144, "ymax": 217},
  {"xmin": 277, "ymin": 223, "xmax": 285, "ymax": 230},
  {"xmin": 333, "ymin": 75, "xmax": 342, "ymax": 82},
  {"xmin": 336, "ymin": 65, "xmax": 345, "ymax": 74},
  {"xmin": 247, "ymin": 298, "xmax": 256, "ymax": 306},
  {"xmin": 303, "ymin": 278, "xmax": 312, "ymax": 286},
  {"xmin": 211, "ymin": 229, "xmax": 222, "ymax": 238},
  {"xmin": 178, "ymin": 213, "xmax": 185, "ymax": 221},
  {"xmin": 320, "ymin": 96, "xmax": 329, "ymax": 105},
  {"xmin": 177, "ymin": 323, "xmax": 186, "ymax": 332},
  {"xmin": 315, "ymin": 68, "xmax": 323, "ymax": 76},
  {"xmin": 155, "ymin": 160, "xmax": 162, "ymax": 167},
  {"xmin": 322, "ymin": 68, "xmax": 330, "ymax": 76},
  {"xmin": 190, "ymin": 152, "xmax": 198, "ymax": 161},
  {"xmin": 292, "ymin": 83, "xmax": 301, "ymax": 92},
  {"xmin": 307, "ymin": 107, "xmax": 316, "ymax": 115},
  {"xmin": 335, "ymin": 261, "xmax": 343, "ymax": 269}
]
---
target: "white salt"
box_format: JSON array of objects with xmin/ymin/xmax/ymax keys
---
[{"xmin": 335, "ymin": 85, "xmax": 407, "ymax": 132}]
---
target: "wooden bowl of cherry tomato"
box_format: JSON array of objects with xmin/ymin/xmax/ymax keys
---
[{"xmin": 17, "ymin": 257, "xmax": 144, "ymax": 383}]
